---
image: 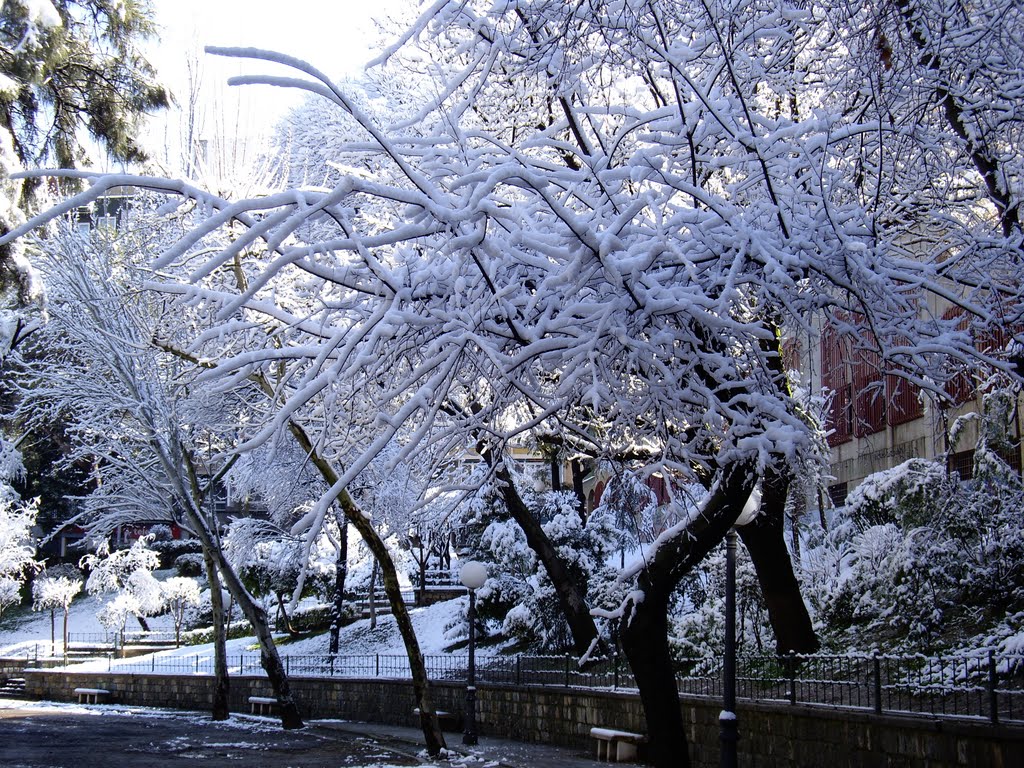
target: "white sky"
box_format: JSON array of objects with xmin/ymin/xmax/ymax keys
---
[{"xmin": 139, "ymin": 0, "xmax": 411, "ymax": 173}]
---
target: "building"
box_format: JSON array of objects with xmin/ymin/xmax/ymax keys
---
[{"xmin": 813, "ymin": 312, "xmax": 1022, "ymax": 507}]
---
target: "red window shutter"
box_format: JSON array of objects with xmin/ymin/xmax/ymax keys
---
[
  {"xmin": 886, "ymin": 372, "xmax": 923, "ymax": 425},
  {"xmin": 853, "ymin": 346, "xmax": 885, "ymax": 436},
  {"xmin": 822, "ymin": 324, "xmax": 853, "ymax": 445}
]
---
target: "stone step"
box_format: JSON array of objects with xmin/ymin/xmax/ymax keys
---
[{"xmin": 0, "ymin": 677, "xmax": 28, "ymax": 698}]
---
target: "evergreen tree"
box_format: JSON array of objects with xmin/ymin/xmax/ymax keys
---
[
  {"xmin": 0, "ymin": 0, "xmax": 168, "ymax": 194},
  {"xmin": 1, "ymin": 0, "xmax": 168, "ymax": 311}
]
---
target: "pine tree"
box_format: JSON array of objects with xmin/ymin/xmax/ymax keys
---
[{"xmin": 1, "ymin": 0, "xmax": 168, "ymax": 311}]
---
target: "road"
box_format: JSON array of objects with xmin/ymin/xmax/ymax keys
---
[{"xmin": 0, "ymin": 701, "xmax": 434, "ymax": 768}]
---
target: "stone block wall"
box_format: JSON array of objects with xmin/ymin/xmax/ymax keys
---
[{"xmin": 20, "ymin": 669, "xmax": 1024, "ymax": 767}]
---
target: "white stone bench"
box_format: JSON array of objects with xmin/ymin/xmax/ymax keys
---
[
  {"xmin": 591, "ymin": 727, "xmax": 646, "ymax": 763},
  {"xmin": 74, "ymin": 687, "xmax": 111, "ymax": 705},
  {"xmin": 248, "ymin": 695, "xmax": 277, "ymax": 716}
]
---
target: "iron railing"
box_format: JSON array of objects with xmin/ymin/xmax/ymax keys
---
[{"xmin": 7, "ymin": 647, "xmax": 1021, "ymax": 725}]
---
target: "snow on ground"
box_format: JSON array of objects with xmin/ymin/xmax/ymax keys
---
[{"xmin": 0, "ymin": 583, "xmax": 469, "ymax": 671}]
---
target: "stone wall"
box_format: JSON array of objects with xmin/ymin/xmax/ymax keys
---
[{"xmin": 21, "ymin": 669, "xmax": 1024, "ymax": 767}]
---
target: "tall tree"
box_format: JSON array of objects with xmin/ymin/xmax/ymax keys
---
[
  {"xmin": 14, "ymin": 227, "xmax": 303, "ymax": 729},
  {"xmin": 3, "ymin": 0, "xmax": 1022, "ymax": 764}
]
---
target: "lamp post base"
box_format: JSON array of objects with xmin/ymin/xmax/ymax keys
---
[{"xmin": 463, "ymin": 685, "xmax": 478, "ymax": 745}]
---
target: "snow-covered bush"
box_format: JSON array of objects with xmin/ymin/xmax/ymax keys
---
[
  {"xmin": 161, "ymin": 576, "xmax": 201, "ymax": 646},
  {"xmin": 150, "ymin": 537, "xmax": 201, "ymax": 569},
  {"xmin": 802, "ymin": 393, "xmax": 1024, "ymax": 652},
  {"xmin": 0, "ymin": 575, "xmax": 21, "ymax": 618},
  {"xmin": 458, "ymin": 484, "xmax": 619, "ymax": 652},
  {"xmin": 174, "ymin": 552, "xmax": 205, "ymax": 577},
  {"xmin": 81, "ymin": 536, "xmax": 165, "ymax": 636},
  {"xmin": 669, "ymin": 539, "xmax": 773, "ymax": 659}
]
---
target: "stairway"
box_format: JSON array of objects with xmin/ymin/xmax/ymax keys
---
[{"xmin": 0, "ymin": 677, "xmax": 28, "ymax": 699}]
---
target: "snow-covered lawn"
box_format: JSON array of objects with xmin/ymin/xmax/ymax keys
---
[{"xmin": 0, "ymin": 586, "xmax": 469, "ymax": 671}]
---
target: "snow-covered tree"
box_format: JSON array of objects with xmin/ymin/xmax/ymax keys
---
[
  {"xmin": 31, "ymin": 562, "xmax": 82, "ymax": 654},
  {"xmin": 2, "ymin": 0, "xmax": 1022, "ymax": 763},
  {"xmin": 80, "ymin": 536, "xmax": 162, "ymax": 632},
  {"xmin": 14, "ymin": 228, "xmax": 304, "ymax": 728},
  {"xmin": 0, "ymin": 490, "xmax": 37, "ymax": 615},
  {"xmin": 161, "ymin": 575, "xmax": 201, "ymax": 647}
]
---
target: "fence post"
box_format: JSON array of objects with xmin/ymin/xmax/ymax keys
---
[
  {"xmin": 873, "ymin": 653, "xmax": 882, "ymax": 715},
  {"xmin": 515, "ymin": 655, "xmax": 521, "ymax": 687},
  {"xmin": 788, "ymin": 652, "xmax": 797, "ymax": 705},
  {"xmin": 614, "ymin": 652, "xmax": 620, "ymax": 691},
  {"xmin": 286, "ymin": 655, "xmax": 290, "ymax": 676},
  {"xmin": 988, "ymin": 649, "xmax": 999, "ymax": 725},
  {"xmin": 195, "ymin": 655, "xmax": 199, "ymax": 674},
  {"xmin": 375, "ymin": 654, "xmax": 380, "ymax": 677},
  {"xmin": 152, "ymin": 653, "xmax": 155, "ymax": 672}
]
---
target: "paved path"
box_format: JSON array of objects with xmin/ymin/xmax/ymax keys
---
[{"xmin": 0, "ymin": 699, "xmax": 611, "ymax": 768}]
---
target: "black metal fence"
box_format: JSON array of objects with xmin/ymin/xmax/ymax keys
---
[{"xmin": 42, "ymin": 649, "xmax": 1021, "ymax": 725}]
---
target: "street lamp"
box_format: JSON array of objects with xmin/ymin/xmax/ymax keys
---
[
  {"xmin": 460, "ymin": 560, "xmax": 487, "ymax": 746},
  {"xmin": 720, "ymin": 528, "xmax": 738, "ymax": 768},
  {"xmin": 721, "ymin": 486, "xmax": 758, "ymax": 768}
]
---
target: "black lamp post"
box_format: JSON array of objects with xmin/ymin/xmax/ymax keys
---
[
  {"xmin": 720, "ymin": 527, "xmax": 738, "ymax": 768},
  {"xmin": 460, "ymin": 561, "xmax": 487, "ymax": 746}
]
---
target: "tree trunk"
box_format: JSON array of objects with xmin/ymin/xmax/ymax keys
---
[
  {"xmin": 216, "ymin": 546, "xmax": 303, "ymax": 729},
  {"xmin": 368, "ymin": 558, "xmax": 378, "ymax": 630},
  {"xmin": 338, "ymin": 490, "xmax": 447, "ymax": 756},
  {"xmin": 275, "ymin": 592, "xmax": 297, "ymax": 635},
  {"xmin": 418, "ymin": 549, "xmax": 427, "ymax": 607},
  {"xmin": 619, "ymin": 462, "xmax": 756, "ymax": 768},
  {"xmin": 571, "ymin": 458, "xmax": 588, "ymax": 522},
  {"xmin": 494, "ymin": 463, "xmax": 601, "ymax": 657},
  {"xmin": 278, "ymin": 417, "xmax": 444, "ymax": 752},
  {"xmin": 62, "ymin": 607, "xmax": 70, "ymax": 660},
  {"xmin": 185, "ymin": 513, "xmax": 303, "ymax": 729},
  {"xmin": 736, "ymin": 468, "xmax": 819, "ymax": 654},
  {"xmin": 620, "ymin": 593, "xmax": 688, "ymax": 768},
  {"xmin": 329, "ymin": 514, "xmax": 348, "ymax": 655},
  {"xmin": 203, "ymin": 549, "xmax": 230, "ymax": 721}
]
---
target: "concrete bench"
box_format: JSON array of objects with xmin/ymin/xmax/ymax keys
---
[
  {"xmin": 413, "ymin": 707, "xmax": 461, "ymax": 731},
  {"xmin": 591, "ymin": 727, "xmax": 646, "ymax": 763},
  {"xmin": 248, "ymin": 696, "xmax": 277, "ymax": 716},
  {"xmin": 74, "ymin": 687, "xmax": 111, "ymax": 705}
]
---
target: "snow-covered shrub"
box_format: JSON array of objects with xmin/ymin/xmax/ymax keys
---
[
  {"xmin": 161, "ymin": 576, "xmax": 201, "ymax": 645},
  {"xmin": 0, "ymin": 576, "xmax": 21, "ymax": 618},
  {"xmin": 669, "ymin": 538, "xmax": 773, "ymax": 659},
  {"xmin": 0, "ymin": 484, "xmax": 38, "ymax": 619},
  {"xmin": 174, "ymin": 552, "xmax": 205, "ymax": 577},
  {"xmin": 147, "ymin": 524, "xmax": 173, "ymax": 542},
  {"xmin": 81, "ymin": 537, "xmax": 165, "ymax": 636},
  {"xmin": 31, "ymin": 563, "xmax": 83, "ymax": 650},
  {"xmin": 844, "ymin": 458, "xmax": 952, "ymax": 530},
  {"xmin": 151, "ymin": 537, "xmax": 202, "ymax": 569},
  {"xmin": 459, "ymin": 485, "xmax": 620, "ymax": 652},
  {"xmin": 803, "ymin": 394, "xmax": 1024, "ymax": 652}
]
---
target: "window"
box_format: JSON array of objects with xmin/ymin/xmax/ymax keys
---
[
  {"xmin": 827, "ymin": 482, "xmax": 848, "ymax": 508},
  {"xmin": 947, "ymin": 449, "xmax": 975, "ymax": 480},
  {"xmin": 822, "ymin": 324, "xmax": 853, "ymax": 446},
  {"xmin": 822, "ymin": 320, "xmax": 925, "ymax": 440}
]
